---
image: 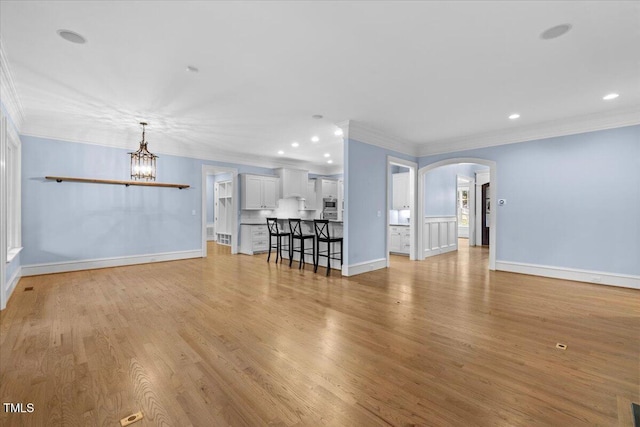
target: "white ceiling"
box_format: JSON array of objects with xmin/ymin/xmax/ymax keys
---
[{"xmin": 1, "ymin": 1, "xmax": 639, "ymax": 173}]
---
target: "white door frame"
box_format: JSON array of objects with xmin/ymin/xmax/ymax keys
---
[
  {"xmin": 201, "ymin": 165, "xmax": 238, "ymax": 256},
  {"xmin": 386, "ymin": 156, "xmax": 418, "ymax": 264},
  {"xmin": 456, "ymin": 174, "xmax": 475, "ymax": 242},
  {"xmin": 418, "ymin": 158, "xmax": 497, "ymax": 270}
]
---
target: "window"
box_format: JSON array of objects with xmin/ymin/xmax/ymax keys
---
[
  {"xmin": 457, "ymin": 187, "xmax": 469, "ymax": 227},
  {"xmin": 3, "ymin": 114, "xmax": 21, "ymax": 261}
]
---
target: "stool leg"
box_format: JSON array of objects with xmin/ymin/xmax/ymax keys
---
[
  {"xmin": 340, "ymin": 240, "xmax": 343, "ymax": 266},
  {"xmin": 276, "ymin": 237, "xmax": 280, "ymax": 264},
  {"xmin": 267, "ymin": 234, "xmax": 272, "ymax": 262},
  {"xmin": 326, "ymin": 241, "xmax": 331, "ymax": 276},
  {"xmin": 289, "ymin": 237, "xmax": 294, "ymax": 268},
  {"xmin": 299, "ymin": 239, "xmax": 304, "ymax": 269},
  {"xmin": 314, "ymin": 240, "xmax": 319, "ymax": 273}
]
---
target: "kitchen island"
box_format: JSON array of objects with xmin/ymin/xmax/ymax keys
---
[{"xmin": 240, "ymin": 219, "xmax": 343, "ymax": 271}]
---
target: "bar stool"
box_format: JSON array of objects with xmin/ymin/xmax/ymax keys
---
[
  {"xmin": 313, "ymin": 219, "xmax": 343, "ymax": 276},
  {"xmin": 267, "ymin": 218, "xmax": 290, "ymax": 264},
  {"xmin": 288, "ymin": 218, "xmax": 315, "ymax": 269}
]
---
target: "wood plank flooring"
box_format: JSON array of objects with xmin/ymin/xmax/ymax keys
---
[{"xmin": 1, "ymin": 240, "xmax": 638, "ymax": 426}]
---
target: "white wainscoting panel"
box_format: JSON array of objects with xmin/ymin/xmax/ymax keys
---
[{"xmin": 424, "ymin": 216, "xmax": 458, "ymax": 258}]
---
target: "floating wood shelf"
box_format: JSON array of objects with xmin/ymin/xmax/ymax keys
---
[{"xmin": 45, "ymin": 176, "xmax": 190, "ymax": 189}]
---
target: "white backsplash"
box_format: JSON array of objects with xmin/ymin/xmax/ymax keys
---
[
  {"xmin": 389, "ymin": 209, "xmax": 411, "ymax": 225},
  {"xmin": 241, "ymin": 198, "xmax": 318, "ymax": 224}
]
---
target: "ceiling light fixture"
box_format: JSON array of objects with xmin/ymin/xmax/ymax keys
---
[
  {"xmin": 334, "ymin": 129, "xmax": 343, "ymax": 136},
  {"xmin": 57, "ymin": 29, "xmax": 87, "ymax": 44},
  {"xmin": 311, "ymin": 136, "xmax": 319, "ymax": 143},
  {"xmin": 327, "ymin": 160, "xmax": 333, "ymax": 164},
  {"xmin": 129, "ymin": 122, "xmax": 158, "ymax": 181},
  {"xmin": 540, "ymin": 24, "xmax": 572, "ymax": 40},
  {"xmin": 312, "ymin": 114, "xmax": 323, "ymax": 119},
  {"xmin": 186, "ymin": 65, "xmax": 199, "ymax": 73},
  {"xmin": 291, "ymin": 142, "xmax": 299, "ymax": 148},
  {"xmin": 509, "ymin": 113, "xmax": 520, "ymax": 120},
  {"xmin": 603, "ymin": 93, "xmax": 619, "ymax": 101},
  {"xmin": 324, "ymin": 153, "xmax": 330, "ymax": 158},
  {"xmin": 278, "ymin": 150, "xmax": 284, "ymax": 155}
]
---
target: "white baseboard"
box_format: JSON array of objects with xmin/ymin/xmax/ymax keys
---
[
  {"xmin": 423, "ymin": 244, "xmax": 458, "ymax": 258},
  {"xmin": 342, "ymin": 258, "xmax": 387, "ymax": 276},
  {"xmin": 4, "ymin": 266, "xmax": 22, "ymax": 307},
  {"xmin": 21, "ymin": 250, "xmax": 202, "ymax": 277},
  {"xmin": 496, "ymin": 260, "xmax": 640, "ymax": 290}
]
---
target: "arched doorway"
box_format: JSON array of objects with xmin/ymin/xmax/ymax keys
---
[{"xmin": 417, "ymin": 158, "xmax": 497, "ymax": 270}]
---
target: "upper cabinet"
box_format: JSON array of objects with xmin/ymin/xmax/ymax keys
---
[
  {"xmin": 392, "ymin": 172, "xmax": 411, "ymax": 210},
  {"xmin": 241, "ymin": 174, "xmax": 279, "ymax": 210},
  {"xmin": 300, "ymin": 179, "xmax": 317, "ymax": 210},
  {"xmin": 319, "ymin": 179, "xmax": 339, "ymax": 199},
  {"xmin": 275, "ymin": 168, "xmax": 308, "ymax": 199}
]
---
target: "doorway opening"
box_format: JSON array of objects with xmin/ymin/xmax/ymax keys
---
[
  {"xmin": 386, "ymin": 156, "xmax": 418, "ymax": 265},
  {"xmin": 418, "ymin": 158, "xmax": 496, "ymax": 270},
  {"xmin": 201, "ymin": 165, "xmax": 238, "ymax": 257}
]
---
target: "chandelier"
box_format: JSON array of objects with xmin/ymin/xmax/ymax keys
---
[{"xmin": 129, "ymin": 122, "xmax": 158, "ymax": 181}]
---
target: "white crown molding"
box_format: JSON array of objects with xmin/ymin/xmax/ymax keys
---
[
  {"xmin": 418, "ymin": 106, "xmax": 640, "ymax": 157},
  {"xmin": 0, "ymin": 39, "xmax": 26, "ymax": 131},
  {"xmin": 347, "ymin": 120, "xmax": 419, "ymax": 157}
]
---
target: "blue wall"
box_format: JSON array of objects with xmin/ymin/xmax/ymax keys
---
[
  {"xmin": 424, "ymin": 163, "xmax": 487, "ymax": 216},
  {"xmin": 419, "ymin": 125, "xmax": 640, "ymax": 276},
  {"xmin": 344, "ymin": 138, "xmax": 416, "ymax": 265},
  {"xmin": 21, "ymin": 135, "xmax": 273, "ymax": 266}
]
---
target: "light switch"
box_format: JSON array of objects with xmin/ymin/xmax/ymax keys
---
[
  {"xmin": 192, "ymin": 210, "xmax": 196, "ymax": 215},
  {"xmin": 377, "ymin": 210, "xmax": 381, "ymax": 217}
]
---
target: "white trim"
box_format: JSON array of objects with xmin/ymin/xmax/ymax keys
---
[
  {"xmin": 348, "ymin": 120, "xmax": 419, "ymax": 157},
  {"xmin": 5, "ymin": 266, "xmax": 21, "ymax": 305},
  {"xmin": 0, "ymin": 113, "xmax": 6, "ymax": 309},
  {"xmin": 495, "ymin": 260, "xmax": 640, "ymax": 290},
  {"xmin": 201, "ymin": 165, "xmax": 238, "ymax": 257},
  {"xmin": 418, "ymin": 107, "xmax": 640, "ymax": 157},
  {"xmin": 342, "ymin": 258, "xmax": 387, "ymax": 277},
  {"xmin": 418, "ymin": 157, "xmax": 496, "ymax": 270},
  {"xmin": 0, "ymin": 39, "xmax": 26, "ymax": 130},
  {"xmin": 386, "ymin": 156, "xmax": 418, "ymax": 268},
  {"xmin": 6, "ymin": 246, "xmax": 22, "ymax": 263},
  {"xmin": 21, "ymin": 250, "xmax": 202, "ymax": 277}
]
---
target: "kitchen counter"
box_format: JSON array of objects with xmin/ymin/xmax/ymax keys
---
[
  {"xmin": 241, "ymin": 219, "xmax": 343, "ymax": 225},
  {"xmin": 389, "ymin": 223, "xmax": 410, "ymax": 226}
]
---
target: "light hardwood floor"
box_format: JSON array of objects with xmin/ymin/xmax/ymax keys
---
[{"xmin": 1, "ymin": 240, "xmax": 638, "ymax": 426}]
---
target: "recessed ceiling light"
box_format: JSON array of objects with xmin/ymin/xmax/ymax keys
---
[
  {"xmin": 277, "ymin": 150, "xmax": 284, "ymax": 155},
  {"xmin": 540, "ymin": 24, "xmax": 572, "ymax": 40},
  {"xmin": 186, "ymin": 65, "xmax": 199, "ymax": 73},
  {"xmin": 312, "ymin": 114, "xmax": 323, "ymax": 119},
  {"xmin": 603, "ymin": 93, "xmax": 619, "ymax": 101},
  {"xmin": 57, "ymin": 29, "xmax": 87, "ymax": 44},
  {"xmin": 327, "ymin": 160, "xmax": 333, "ymax": 164},
  {"xmin": 324, "ymin": 153, "xmax": 330, "ymax": 158},
  {"xmin": 509, "ymin": 113, "xmax": 520, "ymax": 120},
  {"xmin": 334, "ymin": 129, "xmax": 343, "ymax": 136},
  {"xmin": 311, "ymin": 136, "xmax": 319, "ymax": 143},
  {"xmin": 291, "ymin": 142, "xmax": 299, "ymax": 148}
]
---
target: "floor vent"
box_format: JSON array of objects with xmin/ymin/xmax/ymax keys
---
[
  {"xmin": 24, "ymin": 287, "xmax": 34, "ymax": 292},
  {"xmin": 556, "ymin": 343, "xmax": 567, "ymax": 350},
  {"xmin": 120, "ymin": 412, "xmax": 143, "ymax": 426}
]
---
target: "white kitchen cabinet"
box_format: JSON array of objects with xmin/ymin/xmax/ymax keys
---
[
  {"xmin": 321, "ymin": 179, "xmax": 339, "ymax": 199},
  {"xmin": 392, "ymin": 172, "xmax": 411, "ymax": 210},
  {"xmin": 300, "ymin": 180, "xmax": 317, "ymax": 210},
  {"xmin": 389, "ymin": 225, "xmax": 410, "ymax": 255},
  {"xmin": 275, "ymin": 168, "xmax": 308, "ymax": 199},
  {"xmin": 241, "ymin": 174, "xmax": 279, "ymax": 210},
  {"xmin": 240, "ymin": 224, "xmax": 269, "ymax": 254}
]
